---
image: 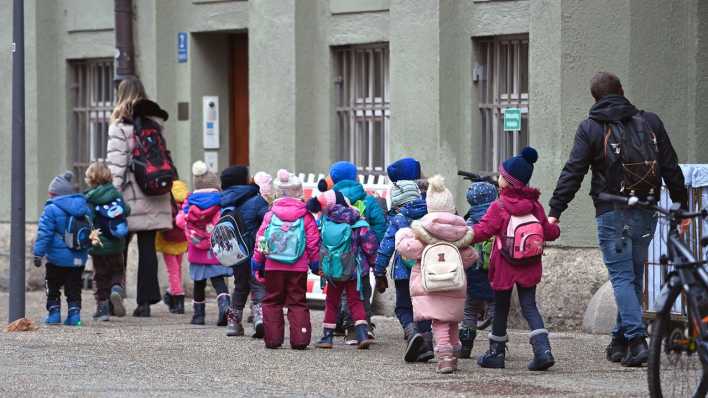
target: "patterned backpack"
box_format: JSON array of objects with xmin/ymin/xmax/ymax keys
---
[{"xmin": 261, "ymin": 214, "xmax": 306, "ymax": 264}]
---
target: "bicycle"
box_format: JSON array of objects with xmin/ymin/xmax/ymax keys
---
[{"xmin": 597, "ymin": 192, "xmax": 708, "ymax": 398}]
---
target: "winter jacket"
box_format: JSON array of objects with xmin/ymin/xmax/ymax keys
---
[
  {"xmin": 549, "ymin": 95, "xmax": 688, "ymax": 219},
  {"xmin": 220, "ymin": 184, "xmax": 269, "ymax": 257},
  {"xmin": 106, "ymin": 99, "xmax": 173, "ymax": 232},
  {"xmin": 472, "ymin": 186, "xmax": 561, "ymax": 291},
  {"xmin": 176, "ymin": 189, "xmax": 222, "ymax": 265},
  {"xmin": 321, "ymin": 204, "xmax": 378, "ymax": 278},
  {"xmin": 85, "ymin": 183, "xmax": 131, "ymax": 256},
  {"xmin": 374, "ymin": 198, "xmax": 427, "ymax": 280},
  {"xmin": 253, "ymin": 197, "xmax": 320, "ymax": 273},
  {"xmin": 156, "ymin": 180, "xmax": 189, "ymax": 256},
  {"xmin": 395, "ymin": 213, "xmax": 478, "ymax": 322},
  {"xmin": 33, "ymin": 194, "xmax": 92, "ymax": 267},
  {"xmin": 332, "ymin": 180, "xmax": 386, "ymax": 241}
]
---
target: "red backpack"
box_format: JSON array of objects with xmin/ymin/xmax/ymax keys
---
[
  {"xmin": 185, "ymin": 205, "xmax": 220, "ymax": 250},
  {"xmin": 130, "ymin": 116, "xmax": 176, "ymax": 196}
]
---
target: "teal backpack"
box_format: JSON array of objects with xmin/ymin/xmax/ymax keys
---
[
  {"xmin": 262, "ymin": 214, "xmax": 306, "ymax": 264},
  {"xmin": 319, "ymin": 217, "xmax": 369, "ymax": 290}
]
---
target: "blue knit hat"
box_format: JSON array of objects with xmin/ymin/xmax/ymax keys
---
[
  {"xmin": 500, "ymin": 147, "xmax": 538, "ymax": 187},
  {"xmin": 386, "ymin": 158, "xmax": 421, "ymax": 183},
  {"xmin": 329, "ymin": 161, "xmax": 358, "ymax": 184},
  {"xmin": 466, "ymin": 181, "xmax": 498, "ymax": 224}
]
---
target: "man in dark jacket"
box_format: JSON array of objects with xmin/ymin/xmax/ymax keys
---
[{"xmin": 548, "ymin": 72, "xmax": 688, "ymax": 367}]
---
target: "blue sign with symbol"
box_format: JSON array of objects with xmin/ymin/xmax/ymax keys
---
[{"xmin": 177, "ymin": 32, "xmax": 188, "ymax": 63}]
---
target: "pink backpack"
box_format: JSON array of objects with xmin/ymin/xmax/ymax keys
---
[{"xmin": 496, "ymin": 204, "xmax": 545, "ymax": 265}]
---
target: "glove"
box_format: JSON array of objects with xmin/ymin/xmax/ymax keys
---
[
  {"xmin": 309, "ymin": 261, "xmax": 320, "ymax": 275},
  {"xmin": 375, "ymin": 274, "xmax": 388, "ymax": 293},
  {"xmin": 250, "ymin": 258, "xmax": 265, "ymax": 278},
  {"xmin": 33, "ymin": 256, "xmax": 43, "ymax": 268}
]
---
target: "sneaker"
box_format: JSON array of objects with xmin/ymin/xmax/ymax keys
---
[
  {"xmin": 93, "ymin": 301, "xmax": 110, "ymax": 322},
  {"xmin": 436, "ymin": 355, "xmax": 457, "ymax": 374},
  {"xmin": 621, "ymin": 337, "xmax": 649, "ymax": 367},
  {"xmin": 606, "ymin": 335, "xmax": 627, "ymax": 363},
  {"xmin": 110, "ymin": 286, "xmax": 126, "ymax": 317}
]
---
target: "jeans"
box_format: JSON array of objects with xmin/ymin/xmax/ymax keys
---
[
  {"xmin": 597, "ymin": 209, "xmax": 657, "ymax": 340},
  {"xmin": 394, "ymin": 279, "xmax": 432, "ymax": 333},
  {"xmin": 45, "ymin": 263, "xmax": 84, "ymax": 309},
  {"xmin": 492, "ymin": 286, "xmax": 545, "ymax": 338}
]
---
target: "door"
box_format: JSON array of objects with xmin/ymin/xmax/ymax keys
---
[{"xmin": 230, "ymin": 33, "xmax": 249, "ymax": 165}]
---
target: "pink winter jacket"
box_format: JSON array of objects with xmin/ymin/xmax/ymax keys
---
[
  {"xmin": 395, "ymin": 212, "xmax": 478, "ymax": 322},
  {"xmin": 252, "ymin": 197, "xmax": 320, "ymax": 273},
  {"xmin": 175, "ymin": 189, "xmax": 222, "ymax": 265}
]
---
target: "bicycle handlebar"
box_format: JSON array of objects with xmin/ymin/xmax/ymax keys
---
[
  {"xmin": 597, "ymin": 192, "xmax": 708, "ymax": 220},
  {"xmin": 457, "ymin": 170, "xmax": 498, "ymax": 185}
]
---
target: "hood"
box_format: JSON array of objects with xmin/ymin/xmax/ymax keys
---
[
  {"xmin": 413, "ymin": 212, "xmax": 472, "ymax": 244},
  {"xmin": 588, "ymin": 95, "xmax": 638, "ymax": 122},
  {"xmin": 132, "ymin": 99, "xmax": 169, "ymax": 121},
  {"xmin": 499, "ymin": 186, "xmax": 540, "ymax": 216},
  {"xmin": 85, "ymin": 183, "xmax": 121, "ymax": 205},
  {"xmin": 49, "ymin": 194, "xmax": 90, "ymax": 217},
  {"xmin": 221, "ymin": 184, "xmax": 259, "ymax": 208},
  {"xmin": 186, "ymin": 189, "xmax": 221, "ymax": 211},
  {"xmin": 333, "ymin": 180, "xmax": 366, "ymax": 203},
  {"xmin": 399, "ymin": 198, "xmax": 427, "ymax": 220},
  {"xmin": 271, "ymin": 197, "xmax": 307, "ymax": 221},
  {"xmin": 326, "ymin": 204, "xmax": 361, "ymax": 225}
]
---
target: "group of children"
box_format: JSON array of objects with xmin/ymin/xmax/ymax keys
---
[{"xmin": 33, "ymin": 146, "xmax": 560, "ymax": 375}]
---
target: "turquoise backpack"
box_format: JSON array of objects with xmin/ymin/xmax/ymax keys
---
[
  {"xmin": 319, "ymin": 217, "xmax": 369, "ymax": 291},
  {"xmin": 262, "ymin": 214, "xmax": 306, "ymax": 264}
]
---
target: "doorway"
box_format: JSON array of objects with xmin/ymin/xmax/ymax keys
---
[{"xmin": 230, "ymin": 33, "xmax": 249, "ymax": 165}]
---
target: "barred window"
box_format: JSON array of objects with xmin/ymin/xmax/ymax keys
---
[
  {"xmin": 476, "ymin": 36, "xmax": 529, "ymax": 172},
  {"xmin": 69, "ymin": 59, "xmax": 115, "ymax": 190},
  {"xmin": 334, "ymin": 44, "xmax": 390, "ymax": 174}
]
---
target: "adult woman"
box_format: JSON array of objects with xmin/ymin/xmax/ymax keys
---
[{"xmin": 106, "ymin": 77, "xmax": 173, "ymax": 317}]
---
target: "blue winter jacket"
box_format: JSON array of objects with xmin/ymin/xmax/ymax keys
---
[
  {"xmin": 373, "ymin": 198, "xmax": 427, "ymax": 280},
  {"xmin": 220, "ymin": 184, "xmax": 269, "ymax": 255},
  {"xmin": 33, "ymin": 194, "xmax": 92, "ymax": 267},
  {"xmin": 332, "ymin": 180, "xmax": 386, "ymax": 242},
  {"xmin": 464, "ymin": 201, "xmax": 494, "ymax": 302}
]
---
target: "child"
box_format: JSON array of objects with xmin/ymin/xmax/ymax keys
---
[
  {"xmin": 252, "ymin": 170, "xmax": 320, "ymax": 350},
  {"xmin": 470, "ymin": 147, "xmax": 560, "ymax": 371},
  {"xmin": 85, "ymin": 161, "xmax": 131, "ymax": 321},
  {"xmin": 33, "ymin": 171, "xmax": 92, "ymax": 326},
  {"xmin": 307, "ymin": 190, "xmax": 378, "ymax": 349},
  {"xmin": 177, "ymin": 161, "xmax": 232, "ymax": 326},
  {"xmin": 156, "ymin": 180, "xmax": 189, "ymax": 314},
  {"xmin": 219, "ymin": 165, "xmax": 269, "ymax": 337},
  {"xmin": 395, "ymin": 175, "xmax": 478, "ymax": 374},
  {"xmin": 459, "ymin": 180, "xmax": 498, "ymax": 358}
]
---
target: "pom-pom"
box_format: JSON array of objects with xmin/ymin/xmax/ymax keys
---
[
  {"xmin": 277, "ymin": 169, "xmax": 290, "ymax": 182},
  {"xmin": 520, "ymin": 146, "xmax": 538, "ymax": 164},
  {"xmin": 427, "ymin": 175, "xmax": 446, "ymax": 193},
  {"xmin": 192, "ymin": 161, "xmax": 208, "ymax": 176},
  {"xmin": 306, "ymin": 197, "xmax": 322, "ymax": 214},
  {"xmin": 317, "ymin": 178, "xmax": 329, "ymax": 192},
  {"xmin": 63, "ymin": 171, "xmax": 74, "ymax": 182}
]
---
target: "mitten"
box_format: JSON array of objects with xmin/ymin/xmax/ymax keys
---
[{"xmin": 33, "ymin": 256, "xmax": 43, "ymax": 268}]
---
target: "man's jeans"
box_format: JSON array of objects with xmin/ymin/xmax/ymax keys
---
[{"xmin": 597, "ymin": 209, "xmax": 657, "ymax": 340}]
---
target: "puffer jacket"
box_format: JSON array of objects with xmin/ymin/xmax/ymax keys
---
[
  {"xmin": 106, "ymin": 99, "xmax": 172, "ymax": 232},
  {"xmin": 33, "ymin": 194, "xmax": 92, "ymax": 267},
  {"xmin": 253, "ymin": 197, "xmax": 320, "ymax": 273},
  {"xmin": 322, "ymin": 204, "xmax": 378, "ymax": 277},
  {"xmin": 332, "ymin": 180, "xmax": 386, "ymax": 241},
  {"xmin": 86, "ymin": 183, "xmax": 131, "ymax": 256},
  {"xmin": 220, "ymin": 184, "xmax": 269, "ymax": 256},
  {"xmin": 374, "ymin": 198, "xmax": 427, "ymax": 280},
  {"xmin": 395, "ymin": 213, "xmax": 478, "ymax": 322},
  {"xmin": 176, "ymin": 189, "xmax": 222, "ymax": 265}
]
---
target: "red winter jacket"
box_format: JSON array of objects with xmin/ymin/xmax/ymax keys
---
[{"xmin": 471, "ymin": 186, "xmax": 560, "ymax": 291}]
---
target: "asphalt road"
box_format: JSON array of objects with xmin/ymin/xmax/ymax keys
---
[{"xmin": 0, "ymin": 291, "xmax": 647, "ymax": 397}]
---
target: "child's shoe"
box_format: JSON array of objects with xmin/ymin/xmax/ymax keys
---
[
  {"xmin": 46, "ymin": 302, "xmax": 61, "ymax": 325},
  {"xmin": 93, "ymin": 301, "xmax": 110, "ymax": 321},
  {"xmin": 316, "ymin": 328, "xmax": 335, "ymax": 349},
  {"xmin": 173, "ymin": 295, "xmax": 185, "ymax": 314},
  {"xmin": 64, "ymin": 305, "xmax": 81, "ymax": 326},
  {"xmin": 110, "ymin": 285, "xmax": 126, "ymax": 317},
  {"xmin": 252, "ymin": 304, "xmax": 265, "ymax": 338},
  {"xmin": 344, "ymin": 326, "xmax": 358, "ymax": 345},
  {"xmin": 459, "ymin": 327, "xmax": 477, "ymax": 359},
  {"xmin": 436, "ymin": 354, "xmax": 457, "ymax": 374},
  {"xmin": 417, "ymin": 332, "xmax": 435, "ymax": 362},
  {"xmin": 367, "ymin": 323, "xmax": 376, "ymax": 340},
  {"xmin": 528, "ymin": 330, "xmax": 555, "ymax": 371},
  {"xmin": 226, "ymin": 308, "xmax": 244, "ymax": 336},
  {"xmin": 478, "ymin": 336, "xmax": 507, "ymax": 369},
  {"xmin": 163, "ymin": 291, "xmax": 175, "ymax": 312},
  {"xmin": 403, "ymin": 324, "xmax": 424, "ymax": 363},
  {"xmin": 355, "ymin": 324, "xmax": 373, "ymax": 349},
  {"xmin": 216, "ymin": 294, "xmax": 231, "ymax": 327},
  {"xmin": 191, "ymin": 302, "xmax": 206, "ymax": 325}
]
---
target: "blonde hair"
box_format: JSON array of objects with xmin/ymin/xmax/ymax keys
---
[
  {"xmin": 85, "ymin": 160, "xmax": 113, "ymax": 187},
  {"xmin": 111, "ymin": 77, "xmax": 147, "ymax": 123}
]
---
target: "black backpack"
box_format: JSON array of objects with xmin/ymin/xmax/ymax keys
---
[
  {"xmin": 603, "ymin": 113, "xmax": 661, "ymax": 198},
  {"xmin": 129, "ymin": 116, "xmax": 176, "ymax": 196}
]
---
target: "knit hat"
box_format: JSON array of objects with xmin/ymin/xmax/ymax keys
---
[
  {"xmin": 306, "ymin": 190, "xmax": 348, "ymax": 213},
  {"xmin": 466, "ymin": 181, "xmax": 498, "ymax": 224},
  {"xmin": 329, "ymin": 161, "xmax": 358, "ymax": 184},
  {"xmin": 387, "ymin": 158, "xmax": 421, "ymax": 183},
  {"xmin": 390, "ymin": 180, "xmax": 421, "ymax": 209},
  {"xmin": 273, "ymin": 169, "xmax": 303, "ymax": 199},
  {"xmin": 192, "ymin": 161, "xmax": 219, "ymax": 190},
  {"xmin": 171, "ymin": 180, "xmax": 190, "ymax": 203},
  {"xmin": 253, "ymin": 171, "xmax": 274, "ymax": 198},
  {"xmin": 220, "ymin": 165, "xmax": 250, "ymax": 190},
  {"xmin": 48, "ymin": 171, "xmax": 76, "ymax": 196},
  {"xmin": 500, "ymin": 146, "xmax": 538, "ymax": 187},
  {"xmin": 426, "ymin": 175, "xmax": 455, "ymax": 213}
]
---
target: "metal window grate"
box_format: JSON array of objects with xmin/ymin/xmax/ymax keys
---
[
  {"xmin": 476, "ymin": 36, "xmax": 529, "ymax": 172},
  {"xmin": 334, "ymin": 44, "xmax": 390, "ymax": 174},
  {"xmin": 69, "ymin": 59, "xmax": 115, "ymax": 190}
]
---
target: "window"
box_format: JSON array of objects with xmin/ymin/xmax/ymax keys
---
[
  {"xmin": 475, "ymin": 36, "xmax": 529, "ymax": 172},
  {"xmin": 69, "ymin": 59, "xmax": 115, "ymax": 189},
  {"xmin": 334, "ymin": 44, "xmax": 390, "ymax": 174}
]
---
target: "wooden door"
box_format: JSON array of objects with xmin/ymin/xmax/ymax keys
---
[{"xmin": 230, "ymin": 34, "xmax": 249, "ymax": 165}]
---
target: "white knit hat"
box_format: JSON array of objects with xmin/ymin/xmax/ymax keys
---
[
  {"xmin": 426, "ymin": 175, "xmax": 455, "ymax": 213},
  {"xmin": 273, "ymin": 169, "xmax": 303, "ymax": 199}
]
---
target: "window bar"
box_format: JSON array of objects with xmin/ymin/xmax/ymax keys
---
[
  {"xmin": 513, "ymin": 41, "xmax": 521, "ymax": 155},
  {"xmin": 492, "ymin": 40, "xmax": 500, "ymax": 169},
  {"xmin": 349, "ymin": 49, "xmax": 356, "ymax": 163}
]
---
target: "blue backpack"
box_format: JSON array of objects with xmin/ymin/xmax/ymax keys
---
[
  {"xmin": 64, "ymin": 214, "xmax": 93, "ymax": 251},
  {"xmin": 93, "ymin": 198, "xmax": 129, "ymax": 240},
  {"xmin": 261, "ymin": 214, "xmax": 306, "ymax": 264}
]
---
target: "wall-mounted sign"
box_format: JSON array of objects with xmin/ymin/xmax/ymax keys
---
[{"xmin": 177, "ymin": 32, "xmax": 188, "ymax": 63}]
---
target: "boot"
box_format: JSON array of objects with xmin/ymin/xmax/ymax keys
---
[
  {"xmin": 355, "ymin": 324, "xmax": 373, "ymax": 349},
  {"xmin": 622, "ymin": 336, "xmax": 649, "ymax": 367},
  {"xmin": 417, "ymin": 331, "xmax": 435, "ymax": 362},
  {"xmin": 403, "ymin": 324, "xmax": 424, "ymax": 363},
  {"xmin": 173, "ymin": 295, "xmax": 185, "ymax": 315},
  {"xmin": 252, "ymin": 303, "xmax": 265, "ymax": 339},
  {"xmin": 64, "ymin": 305, "xmax": 81, "ymax": 326},
  {"xmin": 93, "ymin": 301, "xmax": 110, "ymax": 322},
  {"xmin": 528, "ymin": 330, "xmax": 555, "ymax": 371},
  {"xmin": 606, "ymin": 335, "xmax": 627, "ymax": 363},
  {"xmin": 436, "ymin": 354, "xmax": 457, "ymax": 374},
  {"xmin": 163, "ymin": 291, "xmax": 174, "ymax": 312},
  {"xmin": 217, "ymin": 294, "xmax": 231, "ymax": 327},
  {"xmin": 191, "ymin": 302, "xmax": 206, "ymax": 325},
  {"xmin": 110, "ymin": 285, "xmax": 126, "ymax": 317},
  {"xmin": 478, "ymin": 336, "xmax": 507, "ymax": 369},
  {"xmin": 46, "ymin": 301, "xmax": 61, "ymax": 325},
  {"xmin": 316, "ymin": 328, "xmax": 335, "ymax": 349},
  {"xmin": 226, "ymin": 308, "xmax": 244, "ymax": 336},
  {"xmin": 133, "ymin": 304, "xmax": 151, "ymax": 317},
  {"xmin": 459, "ymin": 327, "xmax": 477, "ymax": 359}
]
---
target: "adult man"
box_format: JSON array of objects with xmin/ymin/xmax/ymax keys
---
[{"xmin": 548, "ymin": 72, "xmax": 688, "ymax": 367}]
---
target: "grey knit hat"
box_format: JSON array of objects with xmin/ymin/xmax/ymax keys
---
[
  {"xmin": 273, "ymin": 169, "xmax": 303, "ymax": 199},
  {"xmin": 192, "ymin": 161, "xmax": 220, "ymax": 190},
  {"xmin": 48, "ymin": 171, "xmax": 76, "ymax": 196},
  {"xmin": 390, "ymin": 180, "xmax": 421, "ymax": 209}
]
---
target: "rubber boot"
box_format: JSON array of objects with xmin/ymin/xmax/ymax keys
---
[
  {"xmin": 46, "ymin": 300, "xmax": 61, "ymax": 325},
  {"xmin": 355, "ymin": 324, "xmax": 373, "ymax": 349},
  {"xmin": 252, "ymin": 303, "xmax": 265, "ymax": 339},
  {"xmin": 226, "ymin": 308, "xmax": 245, "ymax": 336},
  {"xmin": 528, "ymin": 330, "xmax": 555, "ymax": 371},
  {"xmin": 316, "ymin": 328, "xmax": 335, "ymax": 349},
  {"xmin": 64, "ymin": 305, "xmax": 81, "ymax": 326},
  {"xmin": 110, "ymin": 285, "xmax": 126, "ymax": 317},
  {"xmin": 173, "ymin": 295, "xmax": 185, "ymax": 315},
  {"xmin": 459, "ymin": 327, "xmax": 477, "ymax": 359},
  {"xmin": 478, "ymin": 335, "xmax": 507, "ymax": 369},
  {"xmin": 217, "ymin": 294, "xmax": 231, "ymax": 327},
  {"xmin": 163, "ymin": 291, "xmax": 174, "ymax": 312},
  {"xmin": 404, "ymin": 324, "xmax": 424, "ymax": 363},
  {"xmin": 191, "ymin": 302, "xmax": 206, "ymax": 325},
  {"xmin": 93, "ymin": 301, "xmax": 110, "ymax": 321},
  {"xmin": 417, "ymin": 331, "xmax": 435, "ymax": 363},
  {"xmin": 622, "ymin": 336, "xmax": 649, "ymax": 367}
]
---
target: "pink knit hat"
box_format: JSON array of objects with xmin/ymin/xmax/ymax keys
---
[
  {"xmin": 253, "ymin": 171, "xmax": 274, "ymax": 198},
  {"xmin": 273, "ymin": 169, "xmax": 303, "ymax": 199}
]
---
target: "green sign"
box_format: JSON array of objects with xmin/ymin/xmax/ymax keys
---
[{"xmin": 503, "ymin": 108, "xmax": 522, "ymax": 131}]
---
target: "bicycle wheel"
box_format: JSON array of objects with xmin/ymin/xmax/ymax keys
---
[{"xmin": 648, "ymin": 290, "xmax": 708, "ymax": 398}]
